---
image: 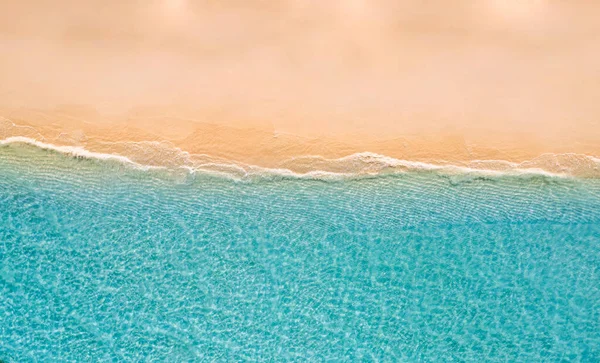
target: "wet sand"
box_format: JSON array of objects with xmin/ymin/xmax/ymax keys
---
[{"xmin": 1, "ymin": 105, "xmax": 598, "ymax": 169}]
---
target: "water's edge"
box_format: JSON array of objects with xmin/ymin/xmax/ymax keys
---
[{"xmin": 2, "ymin": 136, "xmax": 600, "ymax": 182}]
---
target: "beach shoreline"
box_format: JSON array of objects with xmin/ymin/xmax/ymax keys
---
[
  {"xmin": 3, "ymin": 1, "xmax": 600, "ymax": 172},
  {"xmin": 2, "ymin": 107, "xmax": 599, "ymax": 179}
]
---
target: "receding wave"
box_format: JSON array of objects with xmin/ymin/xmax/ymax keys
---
[
  {"xmin": 1, "ymin": 136, "xmax": 145, "ymax": 167},
  {"xmin": 2, "ymin": 135, "xmax": 600, "ymax": 181}
]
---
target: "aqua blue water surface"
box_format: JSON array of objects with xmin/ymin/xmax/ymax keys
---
[{"xmin": 1, "ymin": 145, "xmax": 599, "ymax": 362}]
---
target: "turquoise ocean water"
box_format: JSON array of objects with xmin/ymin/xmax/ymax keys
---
[{"xmin": 1, "ymin": 142, "xmax": 599, "ymax": 362}]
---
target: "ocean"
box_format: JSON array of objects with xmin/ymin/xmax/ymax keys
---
[{"xmin": 1, "ymin": 141, "xmax": 599, "ymax": 361}]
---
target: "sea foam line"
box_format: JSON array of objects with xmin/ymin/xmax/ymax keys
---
[
  {"xmin": 0, "ymin": 136, "xmax": 150, "ymax": 169},
  {"xmin": 286, "ymin": 152, "xmax": 569, "ymax": 178},
  {"xmin": 0, "ymin": 136, "xmax": 590, "ymax": 181}
]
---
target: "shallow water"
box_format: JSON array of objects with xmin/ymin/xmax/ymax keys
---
[{"xmin": 1, "ymin": 144, "xmax": 599, "ymax": 361}]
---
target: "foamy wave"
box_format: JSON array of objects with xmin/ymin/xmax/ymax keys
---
[
  {"xmin": 2, "ymin": 136, "xmax": 600, "ymax": 181},
  {"xmin": 0, "ymin": 136, "xmax": 155, "ymax": 170},
  {"xmin": 277, "ymin": 152, "xmax": 581, "ymax": 179}
]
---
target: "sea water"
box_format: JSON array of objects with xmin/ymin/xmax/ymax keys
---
[{"xmin": 0, "ymin": 143, "xmax": 599, "ymax": 362}]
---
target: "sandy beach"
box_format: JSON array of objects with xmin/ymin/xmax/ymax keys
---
[{"xmin": 1, "ymin": 0, "xmax": 599, "ymax": 168}]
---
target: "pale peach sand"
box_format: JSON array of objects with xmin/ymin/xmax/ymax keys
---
[{"xmin": 1, "ymin": 1, "xmax": 599, "ymax": 171}]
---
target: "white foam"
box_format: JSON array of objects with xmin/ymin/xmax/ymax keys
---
[
  {"xmin": 0, "ymin": 136, "xmax": 152, "ymax": 169},
  {"xmin": 2, "ymin": 136, "xmax": 597, "ymax": 181},
  {"xmin": 281, "ymin": 152, "xmax": 571, "ymax": 178}
]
